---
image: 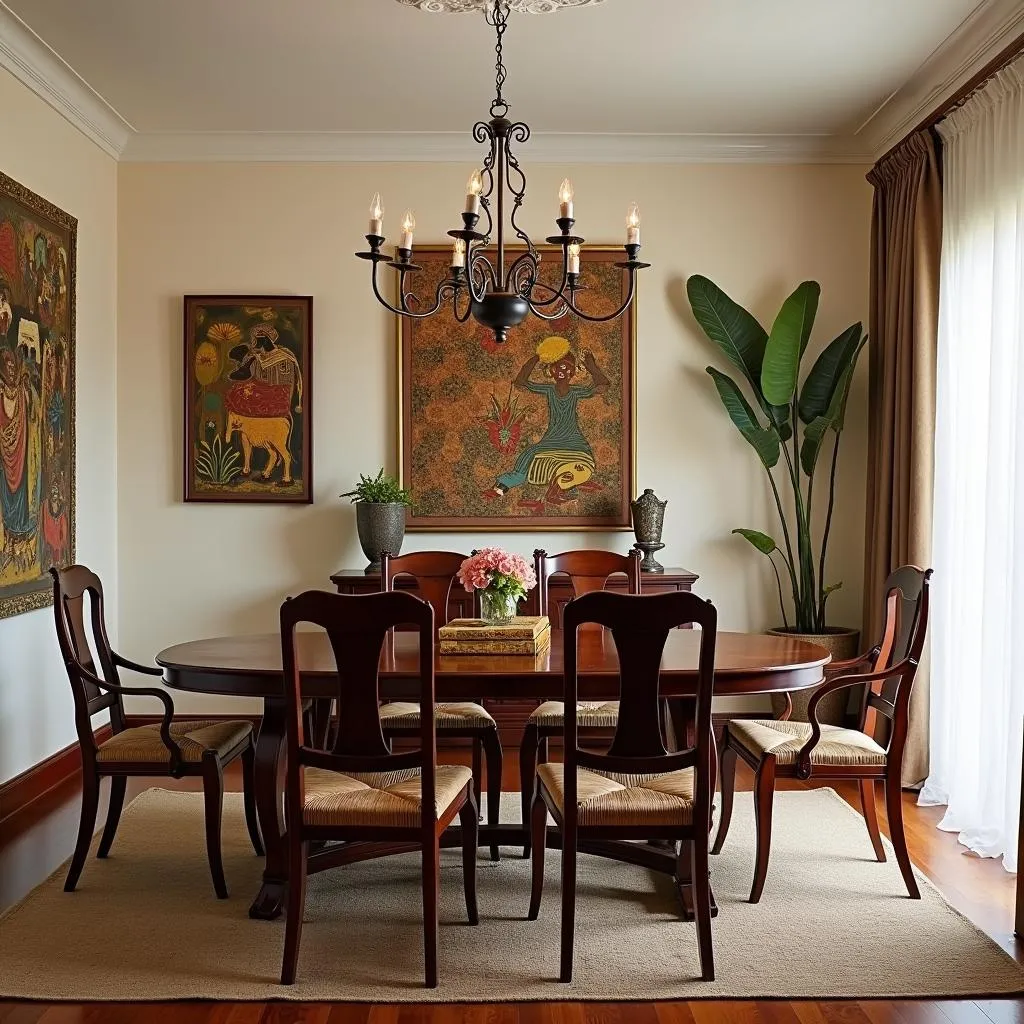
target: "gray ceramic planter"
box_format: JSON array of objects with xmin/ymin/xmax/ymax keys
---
[{"xmin": 355, "ymin": 502, "xmax": 407, "ymax": 573}]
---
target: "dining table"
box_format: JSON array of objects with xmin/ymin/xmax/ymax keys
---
[{"xmin": 157, "ymin": 627, "xmax": 831, "ymax": 921}]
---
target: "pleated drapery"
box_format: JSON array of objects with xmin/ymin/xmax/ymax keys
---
[
  {"xmin": 919, "ymin": 58, "xmax": 1024, "ymax": 872},
  {"xmin": 864, "ymin": 129, "xmax": 942, "ymax": 787}
]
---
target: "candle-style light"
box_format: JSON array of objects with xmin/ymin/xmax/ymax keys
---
[
  {"xmin": 558, "ymin": 178, "xmax": 574, "ymax": 220},
  {"xmin": 399, "ymin": 210, "xmax": 416, "ymax": 251},
  {"xmin": 465, "ymin": 170, "xmax": 483, "ymax": 216},
  {"xmin": 451, "ymin": 237, "xmax": 466, "ymax": 268},
  {"xmin": 626, "ymin": 202, "xmax": 640, "ymax": 246},
  {"xmin": 567, "ymin": 242, "xmax": 581, "ymax": 276},
  {"xmin": 368, "ymin": 193, "xmax": 383, "ymax": 236}
]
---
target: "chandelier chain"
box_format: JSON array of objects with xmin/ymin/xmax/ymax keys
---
[{"xmin": 487, "ymin": 0, "xmax": 510, "ymax": 117}]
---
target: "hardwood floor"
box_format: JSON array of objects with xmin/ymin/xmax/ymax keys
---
[{"xmin": 1, "ymin": 751, "xmax": 1021, "ymax": 1023}]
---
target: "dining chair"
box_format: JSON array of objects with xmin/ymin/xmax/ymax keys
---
[
  {"xmin": 279, "ymin": 589, "xmax": 479, "ymax": 988},
  {"xmin": 519, "ymin": 548, "xmax": 641, "ymax": 856},
  {"xmin": 50, "ymin": 565, "xmax": 263, "ymax": 899},
  {"xmin": 713, "ymin": 565, "xmax": 932, "ymax": 903},
  {"xmin": 527, "ymin": 589, "xmax": 718, "ymax": 983},
  {"xmin": 380, "ymin": 550, "xmax": 503, "ymax": 861}
]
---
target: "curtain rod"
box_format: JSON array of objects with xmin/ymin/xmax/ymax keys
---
[{"xmin": 875, "ymin": 31, "xmax": 1023, "ymax": 167}]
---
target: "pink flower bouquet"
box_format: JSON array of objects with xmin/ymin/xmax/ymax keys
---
[{"xmin": 458, "ymin": 547, "xmax": 537, "ymax": 602}]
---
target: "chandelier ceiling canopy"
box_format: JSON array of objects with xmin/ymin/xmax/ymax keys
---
[{"xmin": 358, "ymin": 0, "xmax": 646, "ymax": 344}]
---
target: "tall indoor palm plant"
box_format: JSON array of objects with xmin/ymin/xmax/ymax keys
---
[{"xmin": 687, "ymin": 275, "xmax": 866, "ymax": 634}]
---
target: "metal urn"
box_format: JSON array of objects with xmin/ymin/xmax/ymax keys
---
[
  {"xmin": 630, "ymin": 488, "xmax": 667, "ymax": 573},
  {"xmin": 355, "ymin": 502, "xmax": 406, "ymax": 574}
]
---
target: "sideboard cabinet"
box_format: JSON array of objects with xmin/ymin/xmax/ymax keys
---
[{"xmin": 330, "ymin": 565, "xmax": 700, "ymax": 742}]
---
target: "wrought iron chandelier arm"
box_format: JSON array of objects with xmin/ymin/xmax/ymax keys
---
[
  {"xmin": 521, "ymin": 245, "xmax": 573, "ymax": 306},
  {"xmin": 558, "ymin": 267, "xmax": 641, "ymax": 323},
  {"xmin": 369, "ymin": 260, "xmax": 461, "ymax": 320}
]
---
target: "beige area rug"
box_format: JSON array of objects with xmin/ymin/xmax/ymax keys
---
[{"xmin": 1, "ymin": 787, "xmax": 1023, "ymax": 1002}]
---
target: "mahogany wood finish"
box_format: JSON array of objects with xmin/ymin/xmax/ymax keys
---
[
  {"xmin": 382, "ymin": 551, "xmax": 503, "ymax": 861},
  {"xmin": 714, "ymin": 565, "xmax": 932, "ymax": 904},
  {"xmin": 50, "ymin": 565, "xmax": 263, "ymax": 900},
  {"xmin": 278, "ymin": 589, "xmax": 478, "ymax": 989},
  {"xmin": 519, "ymin": 548, "xmax": 642, "ymax": 856},
  {"xmin": 331, "ymin": 562, "xmax": 700, "ymax": 743},
  {"xmin": 528, "ymin": 590, "xmax": 719, "ymax": 983},
  {"xmin": 157, "ymin": 625, "xmax": 829, "ymax": 919}
]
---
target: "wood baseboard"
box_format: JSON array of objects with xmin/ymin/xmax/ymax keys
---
[{"xmin": 0, "ymin": 725, "xmax": 112, "ymax": 823}]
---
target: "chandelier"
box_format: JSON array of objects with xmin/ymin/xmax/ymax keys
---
[{"xmin": 356, "ymin": 0, "xmax": 648, "ymax": 344}]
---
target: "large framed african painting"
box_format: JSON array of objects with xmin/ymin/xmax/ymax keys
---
[
  {"xmin": 398, "ymin": 246, "xmax": 635, "ymax": 531},
  {"xmin": 184, "ymin": 296, "xmax": 312, "ymax": 503},
  {"xmin": 0, "ymin": 171, "xmax": 75, "ymax": 619}
]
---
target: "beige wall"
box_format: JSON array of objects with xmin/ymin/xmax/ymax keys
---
[
  {"xmin": 117, "ymin": 160, "xmax": 871, "ymax": 716},
  {"xmin": 0, "ymin": 68, "xmax": 119, "ymax": 783}
]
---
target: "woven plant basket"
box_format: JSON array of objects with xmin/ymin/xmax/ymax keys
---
[{"xmin": 767, "ymin": 627, "xmax": 860, "ymax": 724}]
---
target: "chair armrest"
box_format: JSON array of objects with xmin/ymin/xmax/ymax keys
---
[
  {"xmin": 112, "ymin": 651, "xmax": 164, "ymax": 677},
  {"xmin": 824, "ymin": 646, "xmax": 880, "ymax": 676},
  {"xmin": 75, "ymin": 664, "xmax": 184, "ymax": 772},
  {"xmin": 794, "ymin": 657, "xmax": 917, "ymax": 779}
]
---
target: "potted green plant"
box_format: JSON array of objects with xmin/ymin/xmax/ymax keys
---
[
  {"xmin": 686, "ymin": 275, "xmax": 867, "ymax": 721},
  {"xmin": 341, "ymin": 468, "xmax": 413, "ymax": 573}
]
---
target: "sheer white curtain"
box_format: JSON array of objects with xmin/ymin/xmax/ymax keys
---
[{"xmin": 919, "ymin": 58, "xmax": 1024, "ymax": 871}]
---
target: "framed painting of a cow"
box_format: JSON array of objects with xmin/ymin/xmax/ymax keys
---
[{"xmin": 183, "ymin": 295, "xmax": 312, "ymax": 503}]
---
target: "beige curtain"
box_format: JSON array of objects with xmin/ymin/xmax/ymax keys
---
[{"xmin": 864, "ymin": 129, "xmax": 942, "ymax": 787}]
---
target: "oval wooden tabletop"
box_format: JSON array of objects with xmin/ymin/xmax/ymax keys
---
[{"xmin": 157, "ymin": 629, "xmax": 831, "ymax": 701}]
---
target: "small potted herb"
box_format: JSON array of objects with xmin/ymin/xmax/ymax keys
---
[{"xmin": 341, "ymin": 469, "xmax": 413, "ymax": 573}]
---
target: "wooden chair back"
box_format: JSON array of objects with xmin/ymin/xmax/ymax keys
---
[
  {"xmin": 533, "ymin": 549, "xmax": 641, "ymax": 619},
  {"xmin": 279, "ymin": 590, "xmax": 438, "ymax": 828},
  {"xmin": 561, "ymin": 590, "xmax": 717, "ymax": 831},
  {"xmin": 859, "ymin": 566, "xmax": 932, "ymax": 742},
  {"xmin": 382, "ymin": 550, "xmax": 468, "ymax": 629},
  {"xmin": 50, "ymin": 565, "xmax": 127, "ymax": 748}
]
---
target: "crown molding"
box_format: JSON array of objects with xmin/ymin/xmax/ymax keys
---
[
  {"xmin": 856, "ymin": 0, "xmax": 1024, "ymax": 158},
  {"xmin": 0, "ymin": 2, "xmax": 132, "ymax": 158},
  {"xmin": 119, "ymin": 130, "xmax": 870, "ymax": 164}
]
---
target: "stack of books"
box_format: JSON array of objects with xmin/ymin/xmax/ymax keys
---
[{"xmin": 438, "ymin": 615, "xmax": 551, "ymax": 655}]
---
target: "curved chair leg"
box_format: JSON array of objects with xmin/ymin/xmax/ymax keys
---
[
  {"xmin": 471, "ymin": 739, "xmax": 483, "ymax": 820},
  {"xmin": 559, "ymin": 818, "xmax": 577, "ymax": 983},
  {"xmin": 519, "ymin": 722, "xmax": 541, "ymax": 858},
  {"xmin": 859, "ymin": 778, "xmax": 886, "ymax": 863},
  {"xmin": 65, "ymin": 768, "xmax": 100, "ymax": 892},
  {"xmin": 280, "ymin": 839, "xmax": 308, "ymax": 984},
  {"xmin": 241, "ymin": 742, "xmax": 265, "ymax": 857},
  {"xmin": 422, "ymin": 834, "xmax": 441, "ymax": 988},
  {"xmin": 527, "ymin": 789, "xmax": 547, "ymax": 920},
  {"xmin": 201, "ymin": 754, "xmax": 228, "ymax": 899},
  {"xmin": 884, "ymin": 771, "xmax": 920, "ymax": 898},
  {"xmin": 459, "ymin": 786, "xmax": 479, "ymax": 925},
  {"xmin": 688, "ymin": 833, "xmax": 715, "ymax": 981},
  {"xmin": 97, "ymin": 775, "xmax": 127, "ymax": 859},
  {"xmin": 712, "ymin": 743, "xmax": 737, "ymax": 855},
  {"xmin": 482, "ymin": 728, "xmax": 503, "ymax": 862},
  {"xmin": 749, "ymin": 756, "xmax": 776, "ymax": 904}
]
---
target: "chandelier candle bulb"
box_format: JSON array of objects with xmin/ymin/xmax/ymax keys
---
[
  {"xmin": 567, "ymin": 242, "xmax": 581, "ymax": 275},
  {"xmin": 558, "ymin": 178, "xmax": 574, "ymax": 220},
  {"xmin": 465, "ymin": 170, "xmax": 483, "ymax": 215},
  {"xmin": 399, "ymin": 210, "xmax": 416, "ymax": 250},
  {"xmin": 626, "ymin": 202, "xmax": 641, "ymax": 246},
  {"xmin": 451, "ymin": 238, "xmax": 466, "ymax": 268},
  {"xmin": 368, "ymin": 192, "xmax": 384, "ymax": 236}
]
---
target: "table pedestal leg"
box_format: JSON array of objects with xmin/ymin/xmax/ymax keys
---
[
  {"xmin": 249, "ymin": 697, "xmax": 287, "ymax": 920},
  {"xmin": 674, "ymin": 839, "xmax": 719, "ymax": 920}
]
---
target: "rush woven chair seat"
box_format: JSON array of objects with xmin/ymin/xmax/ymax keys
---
[
  {"xmin": 279, "ymin": 589, "xmax": 479, "ymax": 989},
  {"xmin": 50, "ymin": 565, "xmax": 263, "ymax": 900},
  {"xmin": 519, "ymin": 548, "xmax": 641, "ymax": 856},
  {"xmin": 379, "ymin": 551, "xmax": 503, "ymax": 861},
  {"xmin": 714, "ymin": 565, "xmax": 932, "ymax": 904},
  {"xmin": 527, "ymin": 589, "xmax": 719, "ymax": 983}
]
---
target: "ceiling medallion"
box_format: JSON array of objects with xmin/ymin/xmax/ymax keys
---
[
  {"xmin": 395, "ymin": 0, "xmax": 604, "ymax": 13},
  {"xmin": 358, "ymin": 0, "xmax": 646, "ymax": 344}
]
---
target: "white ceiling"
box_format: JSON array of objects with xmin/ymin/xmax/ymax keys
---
[{"xmin": 1, "ymin": 0, "xmax": 1021, "ymax": 160}]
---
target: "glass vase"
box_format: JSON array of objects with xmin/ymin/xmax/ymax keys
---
[{"xmin": 479, "ymin": 588, "xmax": 518, "ymax": 625}]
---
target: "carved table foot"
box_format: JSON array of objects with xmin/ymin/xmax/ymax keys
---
[{"xmin": 249, "ymin": 878, "xmax": 287, "ymax": 920}]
